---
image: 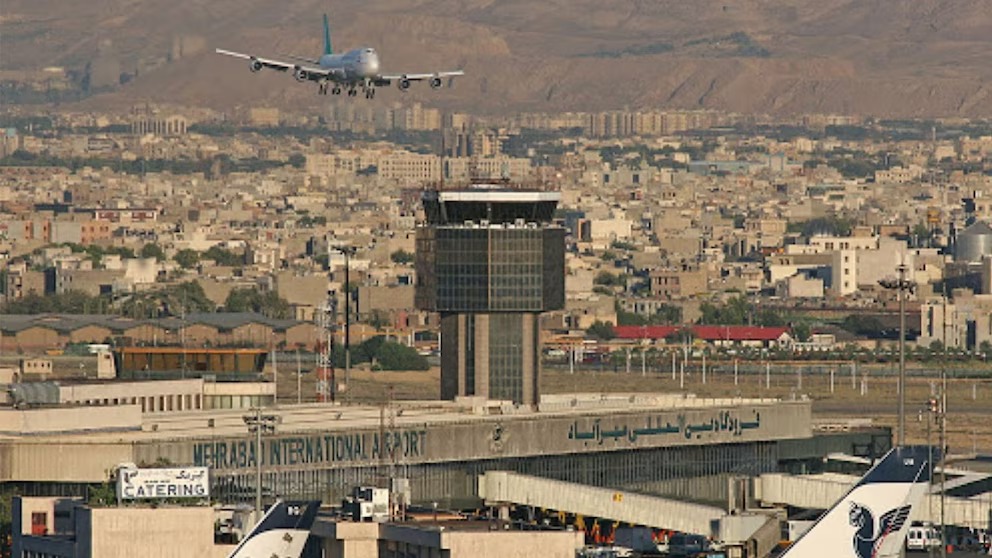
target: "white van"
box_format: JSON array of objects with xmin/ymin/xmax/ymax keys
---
[{"xmin": 906, "ymin": 525, "xmax": 940, "ymax": 551}]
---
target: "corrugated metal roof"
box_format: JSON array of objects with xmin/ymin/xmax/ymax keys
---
[{"xmin": 0, "ymin": 312, "xmax": 305, "ymax": 334}]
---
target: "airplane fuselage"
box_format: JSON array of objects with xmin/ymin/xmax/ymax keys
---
[
  {"xmin": 318, "ymin": 48, "xmax": 380, "ymax": 80},
  {"xmin": 215, "ymin": 14, "xmax": 462, "ymax": 99}
]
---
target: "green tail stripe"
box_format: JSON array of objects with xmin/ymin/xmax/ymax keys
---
[{"xmin": 323, "ymin": 14, "xmax": 333, "ymax": 55}]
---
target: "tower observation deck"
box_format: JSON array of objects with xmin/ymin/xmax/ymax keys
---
[{"xmin": 415, "ymin": 185, "xmax": 566, "ymax": 406}]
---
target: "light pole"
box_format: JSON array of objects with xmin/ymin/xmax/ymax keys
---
[
  {"xmin": 879, "ymin": 263, "xmax": 912, "ymax": 446},
  {"xmin": 333, "ymin": 245, "xmax": 357, "ymax": 396},
  {"xmin": 243, "ymin": 408, "xmax": 278, "ymax": 522}
]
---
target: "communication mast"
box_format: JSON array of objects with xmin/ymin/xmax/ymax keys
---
[{"xmin": 314, "ymin": 297, "xmax": 336, "ymax": 403}]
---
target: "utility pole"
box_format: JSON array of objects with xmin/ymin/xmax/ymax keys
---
[
  {"xmin": 271, "ymin": 342, "xmax": 278, "ymax": 406},
  {"xmin": 898, "ymin": 263, "xmax": 906, "ymax": 447},
  {"xmin": 296, "ymin": 349, "xmax": 302, "ymax": 405},
  {"xmin": 243, "ymin": 408, "xmax": 278, "ymax": 524},
  {"xmin": 939, "ymin": 371, "xmax": 947, "ymax": 558},
  {"xmin": 879, "ymin": 262, "xmax": 911, "ymax": 445}
]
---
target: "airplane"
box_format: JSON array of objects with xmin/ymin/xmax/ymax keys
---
[
  {"xmin": 227, "ymin": 500, "xmax": 321, "ymax": 558},
  {"xmin": 780, "ymin": 445, "xmax": 937, "ymax": 558},
  {"xmin": 215, "ymin": 14, "xmax": 464, "ymax": 99}
]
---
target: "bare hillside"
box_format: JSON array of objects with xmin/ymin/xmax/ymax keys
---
[{"xmin": 3, "ymin": 0, "xmax": 992, "ymax": 117}]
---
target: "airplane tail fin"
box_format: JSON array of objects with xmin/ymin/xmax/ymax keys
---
[
  {"xmin": 323, "ymin": 14, "xmax": 333, "ymax": 55},
  {"xmin": 781, "ymin": 446, "xmax": 937, "ymax": 558},
  {"xmin": 227, "ymin": 500, "xmax": 321, "ymax": 558}
]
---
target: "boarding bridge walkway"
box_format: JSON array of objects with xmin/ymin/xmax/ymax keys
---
[
  {"xmin": 757, "ymin": 472, "xmax": 992, "ymax": 529},
  {"xmin": 478, "ymin": 471, "xmax": 725, "ymax": 535}
]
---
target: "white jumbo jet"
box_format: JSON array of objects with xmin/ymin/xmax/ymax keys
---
[
  {"xmin": 781, "ymin": 445, "xmax": 937, "ymax": 558},
  {"xmin": 216, "ymin": 15, "xmax": 464, "ymax": 99},
  {"xmin": 227, "ymin": 500, "xmax": 321, "ymax": 558}
]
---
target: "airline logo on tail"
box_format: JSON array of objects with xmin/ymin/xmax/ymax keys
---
[
  {"xmin": 227, "ymin": 500, "xmax": 321, "ymax": 558},
  {"xmin": 849, "ymin": 502, "xmax": 912, "ymax": 558},
  {"xmin": 782, "ymin": 446, "xmax": 936, "ymax": 558}
]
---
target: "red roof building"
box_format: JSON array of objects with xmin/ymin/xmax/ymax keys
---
[{"xmin": 613, "ymin": 325, "xmax": 792, "ymax": 348}]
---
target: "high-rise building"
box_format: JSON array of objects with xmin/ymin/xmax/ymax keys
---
[{"xmin": 415, "ymin": 186, "xmax": 565, "ymax": 406}]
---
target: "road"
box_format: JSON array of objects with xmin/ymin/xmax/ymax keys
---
[{"xmin": 908, "ymin": 552, "xmax": 990, "ymax": 557}]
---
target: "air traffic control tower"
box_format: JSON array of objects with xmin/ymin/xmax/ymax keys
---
[{"xmin": 415, "ymin": 185, "xmax": 565, "ymax": 406}]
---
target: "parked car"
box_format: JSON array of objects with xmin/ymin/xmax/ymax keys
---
[
  {"xmin": 668, "ymin": 533, "xmax": 710, "ymax": 557},
  {"xmin": 906, "ymin": 525, "xmax": 941, "ymax": 552}
]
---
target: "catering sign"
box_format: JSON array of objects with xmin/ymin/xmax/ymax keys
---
[{"xmin": 117, "ymin": 467, "xmax": 210, "ymax": 500}]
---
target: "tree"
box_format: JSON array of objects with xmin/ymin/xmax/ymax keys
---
[
  {"xmin": 840, "ymin": 314, "xmax": 886, "ymax": 337},
  {"xmin": 0, "ymin": 291, "xmax": 110, "ymax": 314},
  {"xmin": 367, "ymin": 310, "xmax": 390, "ymax": 330},
  {"xmin": 374, "ymin": 341, "xmax": 430, "ymax": 371},
  {"xmin": 586, "ymin": 320, "xmax": 615, "ymax": 340},
  {"xmin": 1, "ymin": 486, "xmax": 14, "ymax": 547},
  {"xmin": 390, "ymin": 249, "xmax": 415, "ymax": 264},
  {"xmin": 594, "ymin": 271, "xmax": 622, "ymax": 287},
  {"xmin": 121, "ymin": 281, "xmax": 216, "ymax": 317},
  {"xmin": 979, "ymin": 341, "xmax": 992, "ymax": 360},
  {"xmin": 174, "ymin": 249, "xmax": 200, "ymax": 269},
  {"xmin": 223, "ymin": 288, "xmax": 292, "ymax": 319},
  {"xmin": 787, "ymin": 216, "xmax": 855, "ymax": 237},
  {"xmin": 792, "ymin": 323, "xmax": 811, "ymax": 343},
  {"xmin": 87, "ymin": 483, "xmax": 117, "ymax": 507},
  {"xmin": 698, "ymin": 296, "xmax": 749, "ymax": 325},
  {"xmin": 140, "ymin": 243, "xmax": 166, "ymax": 261},
  {"xmin": 203, "ymin": 246, "xmax": 244, "ymax": 267},
  {"xmin": 617, "ymin": 310, "xmax": 647, "ymax": 326},
  {"xmin": 665, "ymin": 326, "xmax": 696, "ymax": 345},
  {"xmin": 652, "ymin": 304, "xmax": 682, "ymax": 325},
  {"xmin": 288, "ymin": 153, "xmax": 306, "ymax": 168}
]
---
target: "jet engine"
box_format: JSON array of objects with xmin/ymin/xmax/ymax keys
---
[
  {"xmin": 429, "ymin": 76, "xmax": 443, "ymax": 89},
  {"xmin": 249, "ymin": 59, "xmax": 263, "ymax": 73},
  {"xmin": 398, "ymin": 78, "xmax": 411, "ymax": 91},
  {"xmin": 294, "ymin": 67, "xmax": 308, "ymax": 82}
]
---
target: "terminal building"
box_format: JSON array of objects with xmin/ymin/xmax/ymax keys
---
[
  {"xmin": 0, "ymin": 391, "xmax": 880, "ymax": 509},
  {"xmin": 1, "ymin": 391, "xmax": 896, "ymax": 558}
]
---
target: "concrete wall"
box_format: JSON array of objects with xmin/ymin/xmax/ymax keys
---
[
  {"xmin": 0, "ymin": 405, "xmax": 141, "ymax": 435},
  {"xmin": 59, "ymin": 379, "xmax": 204, "ymax": 406},
  {"xmin": 442, "ymin": 529, "xmax": 584, "ymax": 558},
  {"xmin": 318, "ymin": 520, "xmax": 583, "ymax": 558},
  {"xmin": 15, "ymin": 500, "xmax": 233, "ymax": 558},
  {"xmin": 87, "ymin": 506, "xmax": 218, "ymax": 558},
  {"xmin": 0, "ymin": 441, "xmax": 133, "ymax": 482},
  {"xmin": 316, "ymin": 521, "xmax": 383, "ymax": 558}
]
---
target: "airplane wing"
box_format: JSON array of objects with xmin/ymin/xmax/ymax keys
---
[
  {"xmin": 215, "ymin": 49, "xmax": 342, "ymax": 81},
  {"xmin": 379, "ymin": 70, "xmax": 465, "ymax": 81},
  {"xmin": 377, "ymin": 70, "xmax": 464, "ymax": 90},
  {"xmin": 379, "ymin": 70, "xmax": 464, "ymax": 81}
]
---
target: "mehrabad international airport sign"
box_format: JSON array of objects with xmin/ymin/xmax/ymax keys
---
[{"xmin": 117, "ymin": 466, "xmax": 210, "ymax": 500}]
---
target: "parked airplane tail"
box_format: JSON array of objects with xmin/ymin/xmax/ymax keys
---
[
  {"xmin": 323, "ymin": 14, "xmax": 333, "ymax": 55},
  {"xmin": 780, "ymin": 446, "xmax": 937, "ymax": 558},
  {"xmin": 227, "ymin": 500, "xmax": 321, "ymax": 558}
]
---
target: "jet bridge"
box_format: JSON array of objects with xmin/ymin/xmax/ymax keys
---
[
  {"xmin": 756, "ymin": 472, "xmax": 992, "ymax": 529},
  {"xmin": 478, "ymin": 470, "xmax": 725, "ymax": 536}
]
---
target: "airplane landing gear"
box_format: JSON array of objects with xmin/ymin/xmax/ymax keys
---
[
  {"xmin": 332, "ymin": 86, "xmax": 341, "ymax": 95},
  {"xmin": 365, "ymin": 88, "xmax": 376, "ymax": 99},
  {"xmin": 318, "ymin": 82, "xmax": 328, "ymax": 95},
  {"xmin": 347, "ymin": 88, "xmax": 357, "ymax": 97}
]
